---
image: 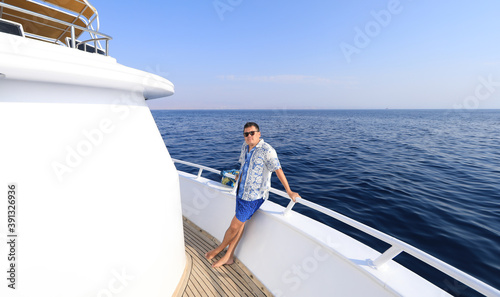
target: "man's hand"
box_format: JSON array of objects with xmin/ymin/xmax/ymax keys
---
[{"xmin": 287, "ymin": 191, "xmax": 300, "ymax": 203}]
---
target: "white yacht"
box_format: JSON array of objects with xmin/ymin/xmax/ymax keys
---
[{"xmin": 1, "ymin": 1, "xmax": 498, "ymax": 296}]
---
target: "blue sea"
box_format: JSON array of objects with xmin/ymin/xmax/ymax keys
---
[{"xmin": 152, "ymin": 109, "xmax": 500, "ymax": 297}]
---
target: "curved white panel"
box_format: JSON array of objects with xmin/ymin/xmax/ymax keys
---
[{"xmin": 0, "ymin": 33, "xmax": 184, "ymax": 296}]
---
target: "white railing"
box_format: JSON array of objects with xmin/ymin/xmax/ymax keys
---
[
  {"xmin": 172, "ymin": 158, "xmax": 500, "ymax": 297},
  {"xmin": 0, "ymin": 2, "xmax": 111, "ymax": 55},
  {"xmin": 173, "ymin": 158, "xmax": 238, "ymax": 193}
]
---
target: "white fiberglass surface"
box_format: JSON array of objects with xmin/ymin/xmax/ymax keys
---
[{"xmin": 0, "ymin": 89, "xmax": 184, "ymax": 296}]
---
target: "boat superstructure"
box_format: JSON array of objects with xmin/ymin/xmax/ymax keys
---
[
  {"xmin": 1, "ymin": 1, "xmax": 184, "ymax": 296},
  {"xmin": 0, "ymin": 0, "xmax": 107, "ymax": 53}
]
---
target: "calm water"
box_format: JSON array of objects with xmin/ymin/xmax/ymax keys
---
[{"xmin": 152, "ymin": 109, "xmax": 500, "ymax": 296}]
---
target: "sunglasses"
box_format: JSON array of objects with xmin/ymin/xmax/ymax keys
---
[{"xmin": 243, "ymin": 131, "xmax": 259, "ymax": 137}]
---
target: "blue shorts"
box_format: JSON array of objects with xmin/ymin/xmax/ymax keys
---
[{"xmin": 235, "ymin": 198, "xmax": 265, "ymax": 222}]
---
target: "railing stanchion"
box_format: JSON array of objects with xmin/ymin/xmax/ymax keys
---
[
  {"xmin": 373, "ymin": 245, "xmax": 403, "ymax": 269},
  {"xmin": 283, "ymin": 199, "xmax": 297, "ymax": 216},
  {"xmin": 70, "ymin": 25, "xmax": 75, "ymax": 48}
]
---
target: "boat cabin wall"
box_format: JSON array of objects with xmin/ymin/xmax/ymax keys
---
[{"xmin": 0, "ymin": 79, "xmax": 185, "ymax": 296}]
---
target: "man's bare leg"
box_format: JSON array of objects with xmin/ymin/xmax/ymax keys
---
[
  {"xmin": 205, "ymin": 216, "xmax": 244, "ymax": 260},
  {"xmin": 228, "ymin": 223, "xmax": 245, "ymax": 260},
  {"xmin": 212, "ymin": 223, "xmax": 245, "ymax": 268}
]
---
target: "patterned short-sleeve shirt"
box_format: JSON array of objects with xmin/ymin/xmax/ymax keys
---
[{"xmin": 238, "ymin": 139, "xmax": 281, "ymax": 201}]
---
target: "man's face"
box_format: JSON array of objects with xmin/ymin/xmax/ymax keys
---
[{"xmin": 243, "ymin": 126, "xmax": 260, "ymax": 148}]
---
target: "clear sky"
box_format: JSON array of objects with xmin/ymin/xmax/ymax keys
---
[{"xmin": 91, "ymin": 0, "xmax": 500, "ymax": 110}]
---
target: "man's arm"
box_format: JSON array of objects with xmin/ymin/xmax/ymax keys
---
[{"xmin": 275, "ymin": 168, "xmax": 300, "ymax": 202}]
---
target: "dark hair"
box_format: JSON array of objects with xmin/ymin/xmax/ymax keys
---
[{"xmin": 244, "ymin": 122, "xmax": 259, "ymax": 131}]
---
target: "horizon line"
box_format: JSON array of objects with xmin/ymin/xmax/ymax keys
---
[{"xmin": 148, "ymin": 107, "xmax": 500, "ymax": 111}]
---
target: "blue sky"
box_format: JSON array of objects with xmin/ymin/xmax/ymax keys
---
[{"xmin": 92, "ymin": 0, "xmax": 500, "ymax": 109}]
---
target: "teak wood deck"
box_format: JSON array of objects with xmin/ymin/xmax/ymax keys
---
[{"xmin": 174, "ymin": 217, "xmax": 272, "ymax": 297}]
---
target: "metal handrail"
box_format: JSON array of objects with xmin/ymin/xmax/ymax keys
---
[
  {"xmin": 77, "ymin": 37, "xmax": 110, "ymax": 55},
  {"xmin": 173, "ymin": 158, "xmax": 221, "ymax": 179},
  {"xmin": 172, "ymin": 158, "xmax": 500, "ymax": 297},
  {"xmin": 0, "ymin": 2, "xmax": 112, "ymax": 55}
]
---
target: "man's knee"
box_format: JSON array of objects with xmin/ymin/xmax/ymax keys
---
[{"xmin": 229, "ymin": 218, "xmax": 244, "ymax": 231}]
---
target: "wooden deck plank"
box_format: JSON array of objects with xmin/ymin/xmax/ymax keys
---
[
  {"xmin": 184, "ymin": 224, "xmax": 258, "ymax": 296},
  {"xmin": 191, "ymin": 264, "xmax": 218, "ymax": 297},
  {"xmin": 192, "ymin": 256, "xmax": 237, "ymax": 296},
  {"xmin": 174, "ymin": 217, "xmax": 273, "ymax": 297},
  {"xmin": 184, "ymin": 228, "xmax": 247, "ymax": 296},
  {"xmin": 186, "ymin": 242, "xmax": 244, "ymax": 297},
  {"xmin": 184, "ymin": 285, "xmax": 193, "ymax": 297}
]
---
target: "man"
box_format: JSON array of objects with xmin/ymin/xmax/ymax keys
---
[{"xmin": 205, "ymin": 122, "xmax": 300, "ymax": 268}]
